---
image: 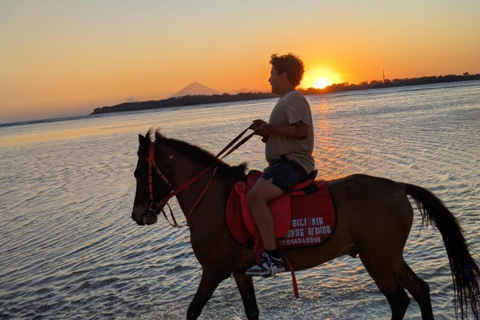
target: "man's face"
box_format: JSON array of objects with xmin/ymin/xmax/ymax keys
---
[{"xmin": 268, "ymin": 66, "xmax": 284, "ymax": 95}]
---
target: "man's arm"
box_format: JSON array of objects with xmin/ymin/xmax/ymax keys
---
[{"xmin": 252, "ymin": 120, "xmax": 309, "ymax": 140}]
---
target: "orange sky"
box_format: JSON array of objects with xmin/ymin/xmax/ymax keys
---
[{"xmin": 1, "ymin": 1, "xmax": 479, "ymax": 123}]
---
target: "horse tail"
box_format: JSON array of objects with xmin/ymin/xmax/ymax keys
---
[{"xmin": 405, "ymin": 183, "xmax": 480, "ymax": 319}]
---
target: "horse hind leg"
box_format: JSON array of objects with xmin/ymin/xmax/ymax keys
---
[
  {"xmin": 360, "ymin": 255, "xmax": 410, "ymax": 320},
  {"xmin": 397, "ymin": 260, "xmax": 434, "ymax": 320}
]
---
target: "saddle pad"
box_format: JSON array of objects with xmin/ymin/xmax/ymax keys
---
[{"xmin": 225, "ymin": 172, "xmax": 336, "ymax": 251}]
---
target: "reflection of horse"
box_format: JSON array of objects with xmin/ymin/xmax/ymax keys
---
[{"xmin": 131, "ymin": 130, "xmax": 479, "ymax": 320}]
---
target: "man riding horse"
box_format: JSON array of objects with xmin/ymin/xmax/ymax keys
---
[{"xmin": 247, "ymin": 53, "xmax": 316, "ymax": 277}]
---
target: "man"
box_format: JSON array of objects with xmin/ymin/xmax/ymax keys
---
[{"xmin": 245, "ymin": 53, "xmax": 315, "ymax": 277}]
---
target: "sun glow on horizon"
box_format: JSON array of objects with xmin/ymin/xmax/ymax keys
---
[
  {"xmin": 302, "ymin": 66, "xmax": 343, "ymax": 90},
  {"xmin": 313, "ymin": 77, "xmax": 332, "ymax": 89}
]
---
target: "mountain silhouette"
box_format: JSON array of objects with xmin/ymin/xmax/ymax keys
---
[{"xmin": 171, "ymin": 82, "xmax": 222, "ymax": 97}]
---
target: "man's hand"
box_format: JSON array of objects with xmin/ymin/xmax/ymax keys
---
[
  {"xmin": 250, "ymin": 119, "xmax": 267, "ymax": 130},
  {"xmin": 250, "ymin": 119, "xmax": 270, "ymax": 142},
  {"xmin": 255, "ymin": 123, "xmax": 271, "ymax": 142},
  {"xmin": 250, "ymin": 119, "xmax": 309, "ymax": 142},
  {"xmin": 250, "ymin": 119, "xmax": 308, "ymax": 142},
  {"xmin": 254, "ymin": 123, "xmax": 271, "ymax": 137}
]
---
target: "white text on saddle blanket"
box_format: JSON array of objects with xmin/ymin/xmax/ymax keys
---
[{"xmin": 279, "ymin": 217, "xmax": 332, "ymax": 247}]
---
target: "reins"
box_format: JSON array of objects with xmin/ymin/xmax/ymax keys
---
[{"xmin": 147, "ymin": 127, "xmax": 254, "ymax": 227}]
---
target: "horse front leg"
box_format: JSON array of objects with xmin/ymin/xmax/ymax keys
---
[
  {"xmin": 233, "ymin": 273, "xmax": 259, "ymax": 320},
  {"xmin": 187, "ymin": 268, "xmax": 230, "ymax": 320}
]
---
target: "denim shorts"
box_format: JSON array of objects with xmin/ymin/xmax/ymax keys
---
[{"xmin": 260, "ymin": 156, "xmax": 308, "ymax": 193}]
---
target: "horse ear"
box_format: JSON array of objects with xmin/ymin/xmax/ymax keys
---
[{"xmin": 139, "ymin": 134, "xmax": 149, "ymax": 147}]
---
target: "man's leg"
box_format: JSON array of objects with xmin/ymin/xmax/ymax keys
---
[
  {"xmin": 247, "ymin": 177, "xmax": 284, "ymax": 250},
  {"xmin": 245, "ymin": 178, "xmax": 286, "ymax": 276}
]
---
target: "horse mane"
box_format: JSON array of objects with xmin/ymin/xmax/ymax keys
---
[{"xmin": 147, "ymin": 128, "xmax": 247, "ymax": 177}]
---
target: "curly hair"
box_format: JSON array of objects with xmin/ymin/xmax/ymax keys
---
[{"xmin": 270, "ymin": 53, "xmax": 305, "ymax": 86}]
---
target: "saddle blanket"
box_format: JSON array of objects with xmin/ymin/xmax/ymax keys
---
[{"xmin": 225, "ymin": 171, "xmax": 336, "ymax": 253}]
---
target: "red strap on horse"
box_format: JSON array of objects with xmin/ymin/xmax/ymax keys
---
[
  {"xmin": 215, "ymin": 127, "xmax": 254, "ymax": 159},
  {"xmin": 149, "ymin": 143, "xmax": 171, "ymax": 186},
  {"xmin": 154, "ymin": 127, "xmax": 254, "ymax": 223},
  {"xmin": 278, "ymin": 245, "xmax": 299, "ymax": 298},
  {"xmin": 148, "ymin": 143, "xmax": 155, "ymax": 202},
  {"xmin": 185, "ymin": 166, "xmax": 219, "ymax": 225}
]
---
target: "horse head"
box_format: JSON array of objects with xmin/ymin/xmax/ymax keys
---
[
  {"xmin": 131, "ymin": 131, "xmax": 173, "ymax": 226},
  {"xmin": 131, "ymin": 129, "xmax": 248, "ymax": 227}
]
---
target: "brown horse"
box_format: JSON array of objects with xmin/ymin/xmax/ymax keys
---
[{"xmin": 131, "ymin": 129, "xmax": 480, "ymax": 320}]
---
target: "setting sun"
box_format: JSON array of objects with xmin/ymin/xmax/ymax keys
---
[
  {"xmin": 313, "ymin": 77, "xmax": 332, "ymax": 89},
  {"xmin": 301, "ymin": 66, "xmax": 343, "ymax": 90}
]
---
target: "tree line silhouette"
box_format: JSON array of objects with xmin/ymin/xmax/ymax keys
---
[
  {"xmin": 92, "ymin": 73, "xmax": 479, "ymax": 115},
  {"xmin": 92, "ymin": 92, "xmax": 277, "ymax": 114},
  {"xmin": 299, "ymin": 72, "xmax": 479, "ymax": 95}
]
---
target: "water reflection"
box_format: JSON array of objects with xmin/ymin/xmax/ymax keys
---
[
  {"xmin": 0, "ymin": 83, "xmax": 479, "ymax": 319},
  {"xmin": 311, "ymin": 97, "xmax": 354, "ymax": 180},
  {"xmin": 0, "ymin": 122, "xmax": 151, "ymax": 147}
]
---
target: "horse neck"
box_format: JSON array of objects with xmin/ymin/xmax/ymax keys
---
[{"xmin": 159, "ymin": 147, "xmax": 235, "ymax": 222}]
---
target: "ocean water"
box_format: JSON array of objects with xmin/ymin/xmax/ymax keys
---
[{"xmin": 0, "ymin": 81, "xmax": 479, "ymax": 320}]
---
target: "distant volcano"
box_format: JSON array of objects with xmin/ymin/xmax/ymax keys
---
[{"xmin": 171, "ymin": 82, "xmax": 222, "ymax": 98}]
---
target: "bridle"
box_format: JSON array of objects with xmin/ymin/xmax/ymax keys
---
[
  {"xmin": 147, "ymin": 141, "xmax": 179, "ymax": 227},
  {"xmin": 146, "ymin": 127, "xmax": 254, "ymax": 227}
]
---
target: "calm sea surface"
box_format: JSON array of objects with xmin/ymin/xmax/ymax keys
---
[{"xmin": 1, "ymin": 82, "xmax": 479, "ymax": 320}]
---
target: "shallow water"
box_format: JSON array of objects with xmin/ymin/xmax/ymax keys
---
[{"xmin": 0, "ymin": 81, "xmax": 479, "ymax": 319}]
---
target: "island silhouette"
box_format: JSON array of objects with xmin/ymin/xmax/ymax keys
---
[{"xmin": 91, "ymin": 73, "xmax": 479, "ymax": 115}]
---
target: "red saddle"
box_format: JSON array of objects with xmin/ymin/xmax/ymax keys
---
[{"xmin": 225, "ymin": 171, "xmax": 336, "ymax": 259}]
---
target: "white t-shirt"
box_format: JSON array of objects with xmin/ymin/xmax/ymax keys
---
[{"xmin": 265, "ymin": 90, "xmax": 315, "ymax": 174}]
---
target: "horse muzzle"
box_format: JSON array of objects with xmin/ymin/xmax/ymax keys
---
[
  {"xmin": 131, "ymin": 204, "xmax": 159, "ymax": 226},
  {"xmin": 143, "ymin": 210, "xmax": 158, "ymax": 225}
]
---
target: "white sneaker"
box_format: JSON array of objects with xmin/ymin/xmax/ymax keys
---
[{"xmin": 245, "ymin": 252, "xmax": 285, "ymax": 277}]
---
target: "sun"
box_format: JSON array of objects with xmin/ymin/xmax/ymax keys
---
[
  {"xmin": 301, "ymin": 66, "xmax": 342, "ymax": 90},
  {"xmin": 313, "ymin": 77, "xmax": 332, "ymax": 89}
]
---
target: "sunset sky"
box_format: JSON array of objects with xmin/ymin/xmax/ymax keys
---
[{"xmin": 1, "ymin": 0, "xmax": 479, "ymax": 123}]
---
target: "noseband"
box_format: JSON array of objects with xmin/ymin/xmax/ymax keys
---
[{"xmin": 146, "ymin": 127, "xmax": 254, "ymax": 227}]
